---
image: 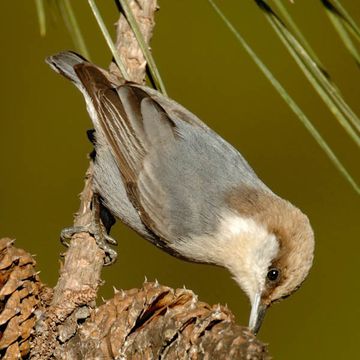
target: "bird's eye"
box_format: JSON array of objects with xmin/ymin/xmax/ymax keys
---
[{"xmin": 267, "ymin": 268, "xmax": 280, "ymax": 282}]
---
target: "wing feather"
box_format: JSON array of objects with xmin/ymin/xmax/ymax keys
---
[{"xmin": 74, "ymin": 63, "xmax": 180, "ymax": 241}]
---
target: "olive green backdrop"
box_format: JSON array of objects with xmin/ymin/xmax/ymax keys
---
[{"xmin": 1, "ymin": 0, "xmax": 359, "ymax": 358}]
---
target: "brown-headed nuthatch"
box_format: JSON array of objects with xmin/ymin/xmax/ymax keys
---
[{"xmin": 47, "ymin": 51, "xmax": 315, "ymax": 334}]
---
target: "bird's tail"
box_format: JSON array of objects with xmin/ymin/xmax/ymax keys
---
[
  {"xmin": 46, "ymin": 51, "xmax": 88, "ymax": 85},
  {"xmin": 46, "ymin": 51, "xmax": 116, "ymax": 103}
]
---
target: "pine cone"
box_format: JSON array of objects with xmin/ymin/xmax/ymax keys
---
[
  {"xmin": 63, "ymin": 282, "xmax": 270, "ymax": 359},
  {"xmin": 0, "ymin": 238, "xmax": 47, "ymax": 358}
]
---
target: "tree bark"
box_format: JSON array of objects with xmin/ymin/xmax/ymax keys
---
[{"xmin": 0, "ymin": 1, "xmax": 270, "ymax": 359}]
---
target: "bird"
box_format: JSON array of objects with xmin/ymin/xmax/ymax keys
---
[{"xmin": 46, "ymin": 51, "xmax": 315, "ymax": 334}]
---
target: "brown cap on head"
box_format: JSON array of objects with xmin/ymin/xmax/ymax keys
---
[{"xmin": 263, "ymin": 202, "xmax": 314, "ymax": 305}]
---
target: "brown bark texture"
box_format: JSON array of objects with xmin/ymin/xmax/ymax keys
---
[{"xmin": 0, "ymin": 1, "xmax": 270, "ymax": 359}]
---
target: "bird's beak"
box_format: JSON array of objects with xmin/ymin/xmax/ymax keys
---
[{"xmin": 249, "ymin": 292, "xmax": 267, "ymax": 335}]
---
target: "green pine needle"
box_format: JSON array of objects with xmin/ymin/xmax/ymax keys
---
[
  {"xmin": 35, "ymin": 0, "xmax": 46, "ymax": 36},
  {"xmin": 272, "ymin": 0, "xmax": 325, "ymax": 72},
  {"xmin": 321, "ymin": 0, "xmax": 360, "ymax": 66},
  {"xmin": 254, "ymin": 0, "xmax": 360, "ymax": 139},
  {"xmin": 323, "ymin": 0, "xmax": 360, "ymax": 42},
  {"xmin": 118, "ymin": 0, "xmax": 167, "ymax": 95},
  {"xmin": 207, "ymin": 0, "xmax": 360, "ymax": 195},
  {"xmin": 58, "ymin": 0, "xmax": 91, "ymax": 59}
]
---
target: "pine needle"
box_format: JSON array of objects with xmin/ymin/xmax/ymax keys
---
[
  {"xmin": 35, "ymin": 0, "xmax": 46, "ymax": 36},
  {"xmin": 272, "ymin": 0, "xmax": 325, "ymax": 71},
  {"xmin": 254, "ymin": 0, "xmax": 360, "ymax": 141},
  {"xmin": 58, "ymin": 0, "xmax": 90, "ymax": 59},
  {"xmin": 324, "ymin": 0, "xmax": 360, "ymax": 42},
  {"xmin": 207, "ymin": 0, "xmax": 360, "ymax": 195},
  {"xmin": 321, "ymin": 0, "xmax": 360, "ymax": 66},
  {"xmin": 117, "ymin": 0, "xmax": 167, "ymax": 95}
]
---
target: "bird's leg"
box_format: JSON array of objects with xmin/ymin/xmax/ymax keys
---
[{"xmin": 60, "ymin": 194, "xmax": 118, "ymax": 266}]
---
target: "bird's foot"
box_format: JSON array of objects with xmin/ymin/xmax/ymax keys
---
[{"xmin": 60, "ymin": 225, "xmax": 118, "ymax": 265}]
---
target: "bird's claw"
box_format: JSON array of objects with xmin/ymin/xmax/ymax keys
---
[{"xmin": 60, "ymin": 225, "xmax": 118, "ymax": 265}]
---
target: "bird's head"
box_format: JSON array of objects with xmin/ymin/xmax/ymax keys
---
[{"xmin": 223, "ymin": 187, "xmax": 315, "ymax": 334}]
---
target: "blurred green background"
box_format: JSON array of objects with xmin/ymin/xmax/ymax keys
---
[{"xmin": 1, "ymin": 0, "xmax": 359, "ymax": 358}]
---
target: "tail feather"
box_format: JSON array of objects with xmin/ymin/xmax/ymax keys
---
[
  {"xmin": 46, "ymin": 51, "xmax": 114, "ymax": 99},
  {"xmin": 46, "ymin": 51, "xmax": 87, "ymax": 84}
]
